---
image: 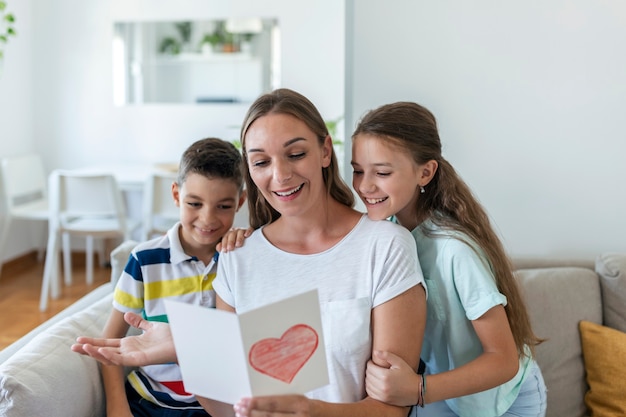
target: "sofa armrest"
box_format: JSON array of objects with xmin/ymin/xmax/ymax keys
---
[
  {"xmin": 0, "ymin": 292, "xmax": 113, "ymax": 417},
  {"xmin": 110, "ymin": 240, "xmax": 138, "ymax": 287}
]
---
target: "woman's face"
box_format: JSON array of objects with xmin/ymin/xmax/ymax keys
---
[
  {"xmin": 244, "ymin": 112, "xmax": 332, "ymax": 218},
  {"xmin": 351, "ymin": 133, "xmax": 421, "ymax": 222}
]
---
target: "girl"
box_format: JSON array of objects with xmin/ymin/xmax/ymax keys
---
[{"xmin": 351, "ymin": 101, "xmax": 547, "ymax": 417}]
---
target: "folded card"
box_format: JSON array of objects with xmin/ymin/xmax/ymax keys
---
[{"xmin": 165, "ymin": 289, "xmax": 329, "ymax": 404}]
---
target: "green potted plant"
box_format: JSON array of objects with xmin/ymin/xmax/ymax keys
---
[
  {"xmin": 214, "ymin": 21, "xmax": 236, "ymax": 53},
  {"xmin": 175, "ymin": 22, "xmax": 192, "ymax": 44},
  {"xmin": 0, "ymin": 0, "xmax": 16, "ymax": 61},
  {"xmin": 199, "ymin": 32, "xmax": 220, "ymax": 54},
  {"xmin": 159, "ymin": 37, "xmax": 181, "ymax": 55},
  {"xmin": 174, "ymin": 21, "xmax": 192, "ymax": 52},
  {"xmin": 157, "ymin": 21, "xmax": 192, "ymax": 56},
  {"xmin": 325, "ymin": 116, "xmax": 344, "ymax": 146}
]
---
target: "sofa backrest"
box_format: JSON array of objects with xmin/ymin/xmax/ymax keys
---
[{"xmin": 515, "ymin": 264, "xmax": 601, "ymax": 417}]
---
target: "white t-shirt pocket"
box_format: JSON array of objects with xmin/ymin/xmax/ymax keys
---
[{"xmin": 321, "ymin": 297, "xmax": 371, "ymax": 354}]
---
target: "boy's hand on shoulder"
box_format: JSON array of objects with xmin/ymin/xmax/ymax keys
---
[{"xmin": 217, "ymin": 227, "xmax": 253, "ymax": 253}]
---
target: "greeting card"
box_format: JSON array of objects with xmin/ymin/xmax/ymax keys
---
[{"xmin": 165, "ymin": 289, "xmax": 329, "ymax": 404}]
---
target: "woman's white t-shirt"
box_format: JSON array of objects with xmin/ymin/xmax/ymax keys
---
[{"xmin": 213, "ymin": 214, "xmax": 425, "ymax": 403}]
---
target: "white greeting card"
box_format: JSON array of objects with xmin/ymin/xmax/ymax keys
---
[{"xmin": 165, "ymin": 289, "xmax": 329, "ymax": 404}]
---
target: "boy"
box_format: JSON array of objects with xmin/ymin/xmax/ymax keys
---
[{"xmin": 100, "ymin": 138, "xmax": 246, "ymax": 416}]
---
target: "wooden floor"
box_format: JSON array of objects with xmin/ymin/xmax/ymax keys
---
[{"xmin": 0, "ymin": 251, "xmax": 110, "ymax": 351}]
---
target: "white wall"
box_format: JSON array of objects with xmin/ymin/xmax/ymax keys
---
[
  {"xmin": 347, "ymin": 0, "xmax": 626, "ymax": 258},
  {"xmin": 0, "ymin": 0, "xmax": 37, "ymax": 261},
  {"xmin": 5, "ymin": 0, "xmax": 624, "ymax": 263},
  {"xmin": 31, "ymin": 0, "xmax": 344, "ymax": 171},
  {"xmin": 0, "ymin": 0, "xmax": 32, "ymax": 152},
  {"xmin": 0, "ymin": 0, "xmax": 345, "ymax": 263}
]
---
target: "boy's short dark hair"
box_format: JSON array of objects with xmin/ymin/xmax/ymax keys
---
[{"xmin": 177, "ymin": 138, "xmax": 243, "ymax": 191}]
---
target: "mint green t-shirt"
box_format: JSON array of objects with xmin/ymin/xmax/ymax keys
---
[{"xmin": 408, "ymin": 219, "xmax": 533, "ymax": 417}]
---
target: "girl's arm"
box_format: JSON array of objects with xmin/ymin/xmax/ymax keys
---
[
  {"xmin": 216, "ymin": 285, "xmax": 426, "ymax": 417},
  {"xmin": 366, "ymin": 304, "xmax": 519, "ymax": 405},
  {"xmin": 425, "ymin": 305, "xmax": 519, "ymax": 403}
]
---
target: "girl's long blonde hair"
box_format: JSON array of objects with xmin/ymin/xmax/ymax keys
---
[{"xmin": 353, "ymin": 102, "xmax": 542, "ymax": 357}]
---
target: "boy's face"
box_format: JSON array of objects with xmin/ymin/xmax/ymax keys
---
[{"xmin": 173, "ymin": 172, "xmax": 245, "ymax": 260}]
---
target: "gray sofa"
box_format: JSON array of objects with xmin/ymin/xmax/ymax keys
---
[
  {"xmin": 1, "ymin": 248, "xmax": 625, "ymax": 417},
  {"xmin": 514, "ymin": 253, "xmax": 626, "ymax": 417}
]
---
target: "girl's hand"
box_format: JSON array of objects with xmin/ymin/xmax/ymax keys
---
[
  {"xmin": 217, "ymin": 227, "xmax": 254, "ymax": 253},
  {"xmin": 71, "ymin": 312, "xmax": 176, "ymax": 367},
  {"xmin": 365, "ymin": 350, "xmax": 422, "ymax": 407},
  {"xmin": 234, "ymin": 395, "xmax": 312, "ymax": 417}
]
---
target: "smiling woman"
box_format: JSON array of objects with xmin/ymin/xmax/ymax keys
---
[{"xmin": 112, "ymin": 18, "xmax": 280, "ymax": 106}]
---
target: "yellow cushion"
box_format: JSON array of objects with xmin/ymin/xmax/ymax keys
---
[{"xmin": 579, "ymin": 320, "xmax": 626, "ymax": 416}]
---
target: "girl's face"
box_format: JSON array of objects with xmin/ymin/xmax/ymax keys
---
[
  {"xmin": 352, "ymin": 133, "xmax": 422, "ymax": 223},
  {"xmin": 173, "ymin": 172, "xmax": 243, "ymax": 260},
  {"xmin": 244, "ymin": 112, "xmax": 332, "ymax": 218}
]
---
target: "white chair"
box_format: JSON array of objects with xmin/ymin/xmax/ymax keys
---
[
  {"xmin": 142, "ymin": 170, "xmax": 179, "ymax": 241},
  {"xmin": 40, "ymin": 170, "xmax": 139, "ymax": 311},
  {"xmin": 0, "ymin": 154, "xmax": 49, "ymax": 278}
]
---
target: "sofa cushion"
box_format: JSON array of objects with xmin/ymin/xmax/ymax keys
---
[
  {"xmin": 515, "ymin": 267, "xmax": 601, "ymax": 417},
  {"xmin": 579, "ymin": 320, "xmax": 626, "ymax": 416},
  {"xmin": 0, "ymin": 293, "xmax": 113, "ymax": 417},
  {"xmin": 595, "ymin": 252, "xmax": 626, "ymax": 333}
]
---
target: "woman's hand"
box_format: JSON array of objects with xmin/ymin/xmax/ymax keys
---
[
  {"xmin": 365, "ymin": 350, "xmax": 422, "ymax": 407},
  {"xmin": 217, "ymin": 227, "xmax": 253, "ymax": 253},
  {"xmin": 233, "ymin": 395, "xmax": 313, "ymax": 417},
  {"xmin": 71, "ymin": 311, "xmax": 176, "ymax": 367}
]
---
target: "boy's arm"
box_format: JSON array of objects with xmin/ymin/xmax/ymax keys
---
[
  {"xmin": 100, "ymin": 309, "xmax": 133, "ymax": 417},
  {"xmin": 72, "ymin": 312, "xmax": 176, "ymax": 366},
  {"xmin": 216, "ymin": 227, "xmax": 253, "ymax": 253}
]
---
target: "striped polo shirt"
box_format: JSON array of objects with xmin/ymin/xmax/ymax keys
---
[{"xmin": 113, "ymin": 222, "xmax": 216, "ymax": 409}]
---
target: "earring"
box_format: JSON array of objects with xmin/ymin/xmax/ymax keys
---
[{"xmin": 420, "ymin": 186, "xmax": 425, "ymax": 194}]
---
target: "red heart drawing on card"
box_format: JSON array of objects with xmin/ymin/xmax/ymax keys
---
[{"xmin": 248, "ymin": 324, "xmax": 319, "ymax": 383}]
